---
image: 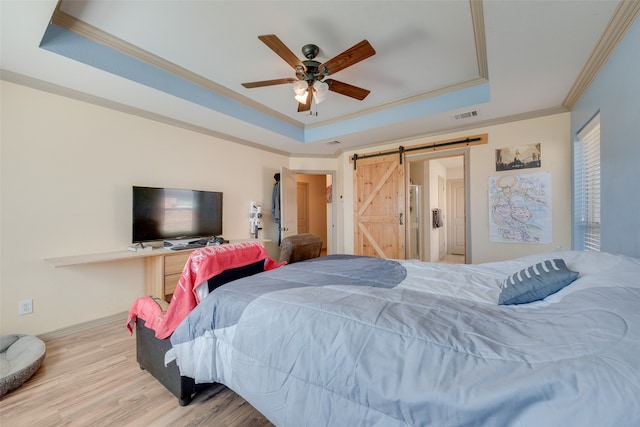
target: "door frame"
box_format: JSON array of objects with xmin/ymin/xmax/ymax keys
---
[
  {"xmin": 286, "ymin": 169, "xmax": 337, "ymax": 255},
  {"xmin": 280, "ymin": 166, "xmax": 298, "ymax": 241},
  {"xmin": 406, "ymin": 147, "xmax": 471, "ymax": 263},
  {"xmin": 447, "ymin": 178, "xmax": 466, "ymax": 257}
]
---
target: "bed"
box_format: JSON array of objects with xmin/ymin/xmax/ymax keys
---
[
  {"xmin": 128, "ymin": 236, "xmax": 323, "ymax": 405},
  {"xmin": 168, "ymin": 251, "xmax": 640, "ymax": 426},
  {"xmin": 128, "ymin": 241, "xmax": 283, "ymax": 405}
]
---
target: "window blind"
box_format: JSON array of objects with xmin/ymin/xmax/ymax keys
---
[{"xmin": 575, "ymin": 114, "xmax": 601, "ymax": 251}]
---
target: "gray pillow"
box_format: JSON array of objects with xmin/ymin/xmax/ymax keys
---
[{"xmin": 498, "ymin": 259, "xmax": 579, "ymax": 305}]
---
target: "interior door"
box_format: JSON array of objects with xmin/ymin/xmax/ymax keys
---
[
  {"xmin": 280, "ymin": 166, "xmax": 298, "ymax": 240},
  {"xmin": 353, "ymin": 154, "xmax": 406, "ymax": 259}
]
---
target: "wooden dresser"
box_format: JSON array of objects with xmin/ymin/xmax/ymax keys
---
[{"xmin": 143, "ymin": 249, "xmax": 195, "ymax": 302}]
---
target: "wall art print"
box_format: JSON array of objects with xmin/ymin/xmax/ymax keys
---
[
  {"xmin": 489, "ymin": 172, "xmax": 552, "ymax": 244},
  {"xmin": 495, "ymin": 143, "xmax": 541, "ymax": 171}
]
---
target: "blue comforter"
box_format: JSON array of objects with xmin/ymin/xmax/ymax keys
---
[{"xmin": 170, "ymin": 252, "xmax": 640, "ymax": 426}]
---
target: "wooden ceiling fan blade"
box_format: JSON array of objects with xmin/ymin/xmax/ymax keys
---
[
  {"xmin": 242, "ymin": 78, "xmax": 297, "ymax": 88},
  {"xmin": 325, "ymin": 79, "xmax": 371, "ymax": 100},
  {"xmin": 298, "ymin": 90, "xmax": 313, "ymax": 112},
  {"xmin": 258, "ymin": 34, "xmax": 306, "ymax": 71},
  {"xmin": 319, "ymin": 40, "xmax": 375, "ymax": 75}
]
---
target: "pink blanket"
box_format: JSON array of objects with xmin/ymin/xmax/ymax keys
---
[{"xmin": 127, "ymin": 241, "xmax": 283, "ymax": 339}]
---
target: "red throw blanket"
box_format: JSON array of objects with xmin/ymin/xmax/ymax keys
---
[{"xmin": 127, "ymin": 241, "xmax": 283, "ymax": 339}]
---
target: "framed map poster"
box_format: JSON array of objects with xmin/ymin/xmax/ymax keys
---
[{"xmin": 489, "ymin": 172, "xmax": 552, "ymax": 244}]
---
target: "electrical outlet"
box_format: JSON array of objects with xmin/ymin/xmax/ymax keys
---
[{"xmin": 19, "ymin": 299, "xmax": 33, "ymax": 315}]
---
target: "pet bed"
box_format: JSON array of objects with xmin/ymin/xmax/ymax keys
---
[{"xmin": 0, "ymin": 334, "xmax": 46, "ymax": 397}]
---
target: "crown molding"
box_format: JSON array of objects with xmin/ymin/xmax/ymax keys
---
[
  {"xmin": 470, "ymin": 0, "xmax": 489, "ymax": 79},
  {"xmin": 563, "ymin": 0, "xmax": 640, "ymax": 109},
  {"xmin": 49, "ymin": 3, "xmax": 301, "ymax": 129},
  {"xmin": 305, "ymin": 76, "xmax": 489, "ymax": 131},
  {"xmin": 3, "ymin": 69, "xmax": 569, "ymax": 161},
  {"xmin": 329, "ymin": 106, "xmax": 569, "ymax": 159},
  {"xmin": 50, "ymin": 0, "xmax": 489, "ymax": 135},
  {"xmin": 306, "ymin": 0, "xmax": 489, "ymax": 130}
]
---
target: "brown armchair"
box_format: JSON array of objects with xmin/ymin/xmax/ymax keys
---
[{"xmin": 279, "ymin": 233, "xmax": 323, "ymax": 264}]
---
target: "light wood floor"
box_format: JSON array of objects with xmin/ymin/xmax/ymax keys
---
[
  {"xmin": 439, "ymin": 254, "xmax": 466, "ymax": 264},
  {"xmin": 0, "ymin": 318, "xmax": 274, "ymax": 427}
]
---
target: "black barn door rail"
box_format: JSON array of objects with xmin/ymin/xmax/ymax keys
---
[{"xmin": 351, "ymin": 135, "xmax": 487, "ymax": 170}]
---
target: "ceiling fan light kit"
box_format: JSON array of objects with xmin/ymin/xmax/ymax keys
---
[
  {"xmin": 242, "ymin": 35, "xmax": 376, "ymax": 113},
  {"xmin": 293, "ymin": 80, "xmax": 308, "ymax": 96},
  {"xmin": 314, "ymin": 81, "xmax": 329, "ymax": 103}
]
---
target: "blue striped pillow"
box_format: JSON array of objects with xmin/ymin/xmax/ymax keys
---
[{"xmin": 498, "ymin": 259, "xmax": 579, "ymax": 305}]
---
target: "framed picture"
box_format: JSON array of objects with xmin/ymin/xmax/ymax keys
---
[{"xmin": 495, "ymin": 143, "xmax": 541, "ymax": 171}]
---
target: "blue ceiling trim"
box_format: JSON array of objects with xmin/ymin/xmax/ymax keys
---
[
  {"xmin": 39, "ymin": 24, "xmax": 305, "ymax": 141},
  {"xmin": 39, "ymin": 23, "xmax": 488, "ymax": 145},
  {"xmin": 304, "ymin": 83, "xmax": 490, "ymax": 142}
]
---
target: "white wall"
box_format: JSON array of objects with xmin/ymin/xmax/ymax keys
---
[
  {"xmin": 0, "ymin": 81, "xmax": 288, "ymax": 335},
  {"xmin": 338, "ymin": 112, "xmax": 573, "ymax": 263}
]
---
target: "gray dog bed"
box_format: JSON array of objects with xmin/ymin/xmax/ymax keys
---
[{"xmin": 0, "ymin": 334, "xmax": 46, "ymax": 397}]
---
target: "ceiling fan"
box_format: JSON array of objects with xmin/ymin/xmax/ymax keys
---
[{"xmin": 242, "ymin": 34, "xmax": 376, "ymax": 113}]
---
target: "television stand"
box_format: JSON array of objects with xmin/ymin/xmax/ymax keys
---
[
  {"xmin": 144, "ymin": 249, "xmax": 197, "ymax": 301},
  {"xmin": 44, "ymin": 237, "xmax": 271, "ymax": 301}
]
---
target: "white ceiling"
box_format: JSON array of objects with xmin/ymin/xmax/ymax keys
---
[{"xmin": 0, "ymin": 0, "xmax": 628, "ymax": 157}]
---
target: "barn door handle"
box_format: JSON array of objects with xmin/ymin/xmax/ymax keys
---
[{"xmin": 399, "ymin": 212, "xmax": 404, "ymax": 225}]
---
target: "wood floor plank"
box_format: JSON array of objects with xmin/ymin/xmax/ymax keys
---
[{"xmin": 0, "ymin": 319, "xmax": 274, "ymax": 426}]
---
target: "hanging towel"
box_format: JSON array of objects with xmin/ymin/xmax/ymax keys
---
[{"xmin": 432, "ymin": 208, "xmax": 444, "ymax": 228}]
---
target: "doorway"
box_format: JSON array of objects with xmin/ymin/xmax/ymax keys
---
[
  {"xmin": 407, "ymin": 150, "xmax": 467, "ymax": 264},
  {"xmin": 280, "ymin": 169, "xmax": 335, "ymax": 255}
]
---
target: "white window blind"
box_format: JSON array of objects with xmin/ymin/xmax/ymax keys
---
[{"xmin": 575, "ymin": 114, "xmax": 600, "ymax": 251}]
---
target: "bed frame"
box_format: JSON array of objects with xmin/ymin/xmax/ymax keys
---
[
  {"xmin": 136, "ymin": 260, "xmax": 266, "ymax": 405},
  {"xmin": 136, "ymin": 235, "xmax": 324, "ymax": 405},
  {"xmin": 136, "ymin": 319, "xmax": 221, "ymax": 405}
]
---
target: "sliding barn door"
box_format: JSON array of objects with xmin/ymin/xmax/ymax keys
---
[{"xmin": 353, "ymin": 154, "xmax": 406, "ymax": 259}]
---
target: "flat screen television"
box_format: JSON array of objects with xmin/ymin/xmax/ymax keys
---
[{"xmin": 132, "ymin": 186, "xmax": 223, "ymax": 243}]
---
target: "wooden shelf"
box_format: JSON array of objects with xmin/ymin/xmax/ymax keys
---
[
  {"xmin": 44, "ymin": 248, "xmax": 176, "ymax": 268},
  {"xmin": 44, "ymin": 238, "xmax": 271, "ymax": 268},
  {"xmin": 45, "ymin": 239, "xmax": 272, "ymax": 302}
]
